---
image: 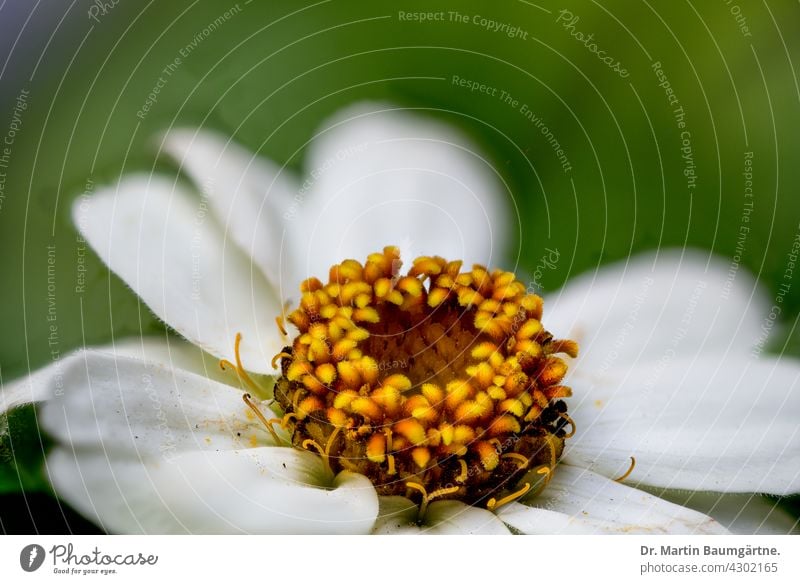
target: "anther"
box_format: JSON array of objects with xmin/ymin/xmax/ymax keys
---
[
  {"xmin": 486, "ymin": 482, "xmax": 531, "ymax": 511},
  {"xmin": 221, "ymin": 333, "xmax": 266, "ymax": 397},
  {"xmin": 275, "ymin": 316, "xmax": 288, "ymax": 338},
  {"xmin": 273, "ymin": 249, "xmax": 577, "ymax": 505},
  {"xmin": 501, "ymin": 452, "xmax": 530, "ymax": 470},
  {"xmin": 242, "ymin": 393, "xmax": 283, "ymax": 445},
  {"xmin": 528, "ymin": 435, "xmax": 557, "ymax": 496},
  {"xmin": 233, "ymin": 333, "xmax": 262, "ymax": 392},
  {"xmin": 325, "ymin": 426, "xmax": 342, "ymax": 460},
  {"xmin": 544, "ymin": 435, "xmax": 557, "ymax": 475},
  {"xmin": 406, "ymin": 482, "xmax": 461, "ymax": 522},
  {"xmin": 383, "ymin": 427, "xmax": 394, "ymax": 451},
  {"xmin": 456, "ymin": 459, "xmax": 469, "ymax": 483},
  {"xmin": 613, "ymin": 456, "xmax": 636, "ymax": 482},
  {"xmin": 427, "ymin": 485, "xmax": 461, "ymax": 502},
  {"xmin": 302, "ymin": 439, "xmax": 326, "ymax": 458},
  {"xmin": 405, "ymin": 482, "xmax": 429, "ymax": 521},
  {"xmin": 280, "ymin": 412, "xmax": 297, "ymax": 429},
  {"xmin": 271, "ymin": 351, "xmax": 292, "ymax": 371},
  {"xmin": 558, "ymin": 412, "xmax": 577, "ymax": 438},
  {"xmin": 529, "ymin": 466, "xmax": 553, "ymax": 499}
]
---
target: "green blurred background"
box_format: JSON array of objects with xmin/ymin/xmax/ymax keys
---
[{"xmin": 1, "ymin": 0, "xmax": 799, "ymax": 532}]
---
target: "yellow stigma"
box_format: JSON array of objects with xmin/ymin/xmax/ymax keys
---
[{"xmin": 274, "ymin": 247, "xmax": 577, "ymax": 509}]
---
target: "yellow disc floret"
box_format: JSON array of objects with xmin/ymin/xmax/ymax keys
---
[{"xmin": 274, "ymin": 247, "xmax": 578, "ymax": 508}]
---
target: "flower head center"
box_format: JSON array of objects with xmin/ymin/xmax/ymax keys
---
[{"xmin": 274, "ymin": 247, "xmax": 578, "ymax": 509}]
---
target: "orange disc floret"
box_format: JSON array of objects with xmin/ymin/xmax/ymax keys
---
[{"xmin": 273, "ymin": 247, "xmax": 578, "ymax": 507}]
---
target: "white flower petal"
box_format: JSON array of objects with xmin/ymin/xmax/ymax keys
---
[
  {"xmin": 1, "ymin": 350, "xmax": 100, "ymax": 415},
  {"xmin": 566, "ymin": 353, "xmax": 800, "ymax": 494},
  {"xmin": 498, "ymin": 465, "xmax": 727, "ymax": 534},
  {"xmin": 39, "ymin": 351, "xmax": 278, "ymax": 457},
  {"xmin": 0, "ymin": 336, "xmax": 250, "ymax": 419},
  {"xmin": 645, "ymin": 490, "xmax": 799, "ymax": 535},
  {"xmin": 47, "ymin": 446, "xmax": 378, "ymax": 534},
  {"xmin": 288, "ymin": 102, "xmax": 511, "ymax": 285},
  {"xmin": 109, "ymin": 335, "xmax": 251, "ymax": 389},
  {"xmin": 159, "ymin": 128, "xmax": 299, "ymax": 293},
  {"xmin": 545, "ymin": 250, "xmax": 770, "ymax": 371},
  {"xmin": 372, "ymin": 496, "xmax": 509, "ymax": 534},
  {"xmin": 74, "ymin": 174, "xmax": 283, "ymax": 373}
]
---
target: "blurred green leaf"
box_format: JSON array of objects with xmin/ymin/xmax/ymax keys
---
[{"xmin": 0, "ymin": 406, "xmax": 51, "ymax": 494}]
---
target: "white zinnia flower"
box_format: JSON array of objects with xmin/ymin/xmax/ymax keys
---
[{"xmin": 2, "ymin": 103, "xmax": 798, "ymax": 535}]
